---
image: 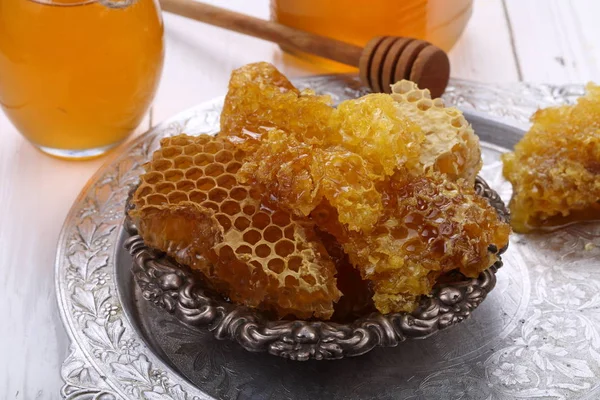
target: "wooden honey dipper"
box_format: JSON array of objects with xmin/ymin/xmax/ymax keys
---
[{"xmin": 159, "ymin": 0, "xmax": 451, "ymax": 98}]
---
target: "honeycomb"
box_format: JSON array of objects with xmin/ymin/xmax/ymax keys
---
[
  {"xmin": 129, "ymin": 134, "xmax": 342, "ymax": 320},
  {"xmin": 331, "ymin": 93, "xmax": 424, "ymax": 176},
  {"xmin": 312, "ymin": 170, "xmax": 511, "ymax": 314},
  {"xmin": 391, "ymin": 80, "xmax": 482, "ymax": 184},
  {"xmin": 502, "ymin": 83, "xmax": 600, "ymax": 233},
  {"xmin": 224, "ymin": 63, "xmax": 483, "ymax": 234},
  {"xmin": 238, "ymin": 129, "xmax": 384, "ymax": 232},
  {"xmin": 220, "ymin": 62, "xmax": 337, "ymax": 151},
  {"xmin": 131, "ymin": 63, "xmax": 507, "ymax": 319}
]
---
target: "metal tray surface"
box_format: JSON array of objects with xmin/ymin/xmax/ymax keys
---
[{"xmin": 56, "ymin": 76, "xmax": 600, "ymax": 400}]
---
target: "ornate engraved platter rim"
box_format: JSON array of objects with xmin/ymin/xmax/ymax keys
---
[{"xmin": 55, "ymin": 76, "xmax": 589, "ymax": 399}]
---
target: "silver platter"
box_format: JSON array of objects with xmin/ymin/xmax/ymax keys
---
[{"xmin": 56, "ymin": 76, "xmax": 600, "ymax": 399}]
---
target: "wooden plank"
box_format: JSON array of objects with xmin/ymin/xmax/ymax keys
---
[
  {"xmin": 0, "ymin": 111, "xmax": 150, "ymax": 399},
  {"xmin": 449, "ymin": 0, "xmax": 520, "ymax": 82},
  {"xmin": 504, "ymin": 0, "xmax": 600, "ymax": 83}
]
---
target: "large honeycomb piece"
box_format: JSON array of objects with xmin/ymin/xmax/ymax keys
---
[
  {"xmin": 502, "ymin": 83, "xmax": 600, "ymax": 233},
  {"xmin": 312, "ymin": 170, "xmax": 511, "ymax": 315},
  {"xmin": 131, "ymin": 63, "xmax": 507, "ymax": 319},
  {"xmin": 129, "ymin": 134, "xmax": 342, "ymax": 320},
  {"xmin": 391, "ymin": 80, "xmax": 482, "ymax": 184}
]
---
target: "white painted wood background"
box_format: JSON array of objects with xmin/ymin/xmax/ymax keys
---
[{"xmin": 1, "ymin": 0, "xmax": 599, "ymax": 398}]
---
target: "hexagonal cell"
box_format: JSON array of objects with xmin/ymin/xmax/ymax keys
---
[
  {"xmin": 252, "ymin": 212, "xmax": 271, "ymax": 230},
  {"xmin": 236, "ymin": 245, "xmax": 253, "ymax": 255},
  {"xmin": 226, "ymin": 162, "xmax": 242, "ymax": 174},
  {"xmin": 208, "ymin": 187, "xmax": 228, "ymax": 202},
  {"xmin": 161, "ymin": 146, "xmax": 183, "ymax": 158},
  {"xmin": 174, "ymin": 155, "xmax": 193, "ymax": 169},
  {"xmin": 189, "ymin": 190, "xmax": 208, "ymax": 203},
  {"xmin": 155, "ymin": 182, "xmax": 176, "ymax": 195},
  {"xmin": 216, "ymin": 174, "xmax": 237, "ymax": 189},
  {"xmin": 193, "ymin": 153, "xmax": 214, "ymax": 166},
  {"xmin": 183, "ymin": 144, "xmax": 200, "ymax": 155},
  {"xmin": 151, "ymin": 159, "xmax": 173, "ymax": 172},
  {"xmin": 234, "ymin": 216, "xmax": 251, "ymax": 231},
  {"xmin": 221, "ymin": 200, "xmax": 241, "ymax": 215},
  {"xmin": 176, "ymin": 180, "xmax": 195, "ymax": 192},
  {"xmin": 215, "ymin": 150, "xmax": 234, "ymax": 164},
  {"xmin": 249, "ymin": 186, "xmax": 262, "ymax": 200},
  {"xmin": 143, "ymin": 171, "xmax": 163, "ymax": 185},
  {"xmin": 185, "ymin": 167, "xmax": 203, "ymax": 180},
  {"xmin": 137, "ymin": 185, "xmax": 152, "ymax": 198},
  {"xmin": 255, "ymin": 244, "xmax": 271, "ymax": 258},
  {"xmin": 288, "ymin": 256, "xmax": 302, "ymax": 272},
  {"xmin": 283, "ymin": 225, "xmax": 295, "ymax": 240},
  {"xmin": 147, "ymin": 193, "xmax": 168, "ymax": 206},
  {"xmin": 230, "ymin": 187, "xmax": 248, "ymax": 201},
  {"xmin": 285, "ymin": 275, "xmax": 299, "ymax": 288},
  {"xmin": 164, "ymin": 169, "xmax": 184, "ymax": 182},
  {"xmin": 402, "ymin": 237, "xmax": 425, "ymax": 254},
  {"xmin": 216, "ymin": 214, "xmax": 232, "ymax": 231},
  {"xmin": 271, "ymin": 211, "xmax": 291, "ymax": 227},
  {"xmin": 242, "ymin": 205, "xmax": 256, "ymax": 215},
  {"xmin": 275, "ymin": 240, "xmax": 295, "ymax": 257},
  {"xmin": 234, "ymin": 151, "xmax": 246, "ymax": 162},
  {"xmin": 167, "ymin": 191, "xmax": 188, "ymax": 204},
  {"xmin": 204, "ymin": 140, "xmax": 223, "ymax": 154},
  {"xmin": 205, "ymin": 164, "xmax": 225, "ymax": 177},
  {"xmin": 451, "ymin": 116, "xmax": 464, "ymax": 128},
  {"xmin": 196, "ymin": 135, "xmax": 212, "ymax": 145},
  {"xmin": 263, "ymin": 226, "xmax": 283, "ymax": 243},
  {"xmin": 201, "ymin": 201, "xmax": 220, "ymax": 212},
  {"xmin": 417, "ymin": 98, "xmax": 432, "ymax": 111},
  {"xmin": 170, "ymin": 136, "xmax": 190, "ymax": 146},
  {"xmin": 267, "ymin": 258, "xmax": 285, "ymax": 274},
  {"xmin": 301, "ymin": 274, "xmax": 317, "ymax": 286},
  {"xmin": 242, "ymin": 229, "xmax": 262, "ymax": 245},
  {"xmin": 196, "ymin": 177, "xmax": 216, "ymax": 191}
]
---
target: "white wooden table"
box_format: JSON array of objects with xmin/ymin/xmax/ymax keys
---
[{"xmin": 1, "ymin": 1, "xmax": 599, "ymax": 398}]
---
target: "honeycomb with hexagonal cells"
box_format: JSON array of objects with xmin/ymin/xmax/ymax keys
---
[
  {"xmin": 130, "ymin": 62, "xmax": 511, "ymax": 320},
  {"xmin": 130, "ymin": 134, "xmax": 342, "ymax": 320}
]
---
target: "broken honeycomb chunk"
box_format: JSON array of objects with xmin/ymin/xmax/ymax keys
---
[
  {"xmin": 129, "ymin": 134, "xmax": 341, "ymax": 319},
  {"xmin": 332, "ymin": 93, "xmax": 424, "ymax": 176},
  {"xmin": 238, "ymin": 129, "xmax": 384, "ymax": 232},
  {"xmin": 502, "ymin": 83, "xmax": 600, "ymax": 233},
  {"xmin": 391, "ymin": 80, "xmax": 482, "ymax": 184},
  {"xmin": 220, "ymin": 62, "xmax": 337, "ymax": 150},
  {"xmin": 312, "ymin": 170, "xmax": 511, "ymax": 314}
]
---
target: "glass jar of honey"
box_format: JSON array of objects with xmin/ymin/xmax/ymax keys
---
[
  {"xmin": 271, "ymin": 0, "xmax": 472, "ymax": 71},
  {"xmin": 0, "ymin": 0, "xmax": 164, "ymax": 159}
]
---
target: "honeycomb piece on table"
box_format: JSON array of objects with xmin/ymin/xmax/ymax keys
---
[
  {"xmin": 502, "ymin": 83, "xmax": 600, "ymax": 233},
  {"xmin": 129, "ymin": 134, "xmax": 341, "ymax": 320},
  {"xmin": 238, "ymin": 129, "xmax": 384, "ymax": 232},
  {"xmin": 312, "ymin": 170, "xmax": 511, "ymax": 315},
  {"xmin": 391, "ymin": 80, "xmax": 482, "ymax": 184},
  {"xmin": 219, "ymin": 62, "xmax": 337, "ymax": 150}
]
